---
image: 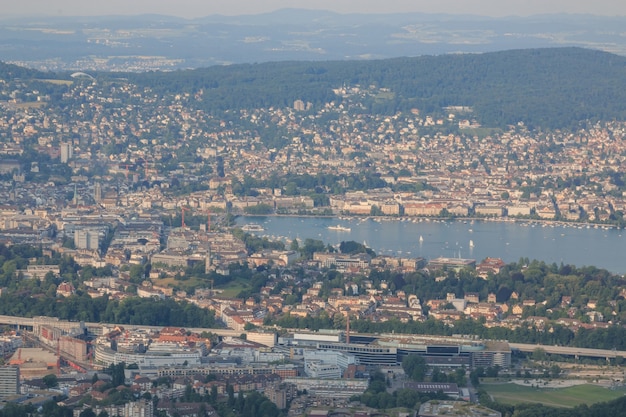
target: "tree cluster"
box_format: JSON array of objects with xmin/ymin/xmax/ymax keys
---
[{"xmin": 354, "ymin": 370, "xmax": 449, "ymax": 410}]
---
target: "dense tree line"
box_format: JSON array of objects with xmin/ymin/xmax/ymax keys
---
[{"xmin": 0, "ymin": 291, "xmax": 216, "ymax": 327}]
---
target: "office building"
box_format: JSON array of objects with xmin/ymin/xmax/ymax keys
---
[
  {"xmin": 0, "ymin": 366, "xmax": 20, "ymax": 398},
  {"xmin": 60, "ymin": 142, "xmax": 73, "ymax": 163}
]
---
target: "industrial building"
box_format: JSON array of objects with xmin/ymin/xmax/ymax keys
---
[{"xmin": 7, "ymin": 348, "xmax": 58, "ymax": 379}]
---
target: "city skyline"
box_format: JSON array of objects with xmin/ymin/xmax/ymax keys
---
[{"xmin": 4, "ymin": 0, "xmax": 626, "ymax": 19}]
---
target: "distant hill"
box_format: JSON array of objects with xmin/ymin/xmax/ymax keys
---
[
  {"xmin": 122, "ymin": 47, "xmax": 626, "ymax": 129},
  {"xmin": 2, "ymin": 11, "xmax": 626, "ymax": 71}
]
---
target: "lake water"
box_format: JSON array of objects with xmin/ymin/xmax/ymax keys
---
[{"xmin": 237, "ymin": 216, "xmax": 626, "ymax": 274}]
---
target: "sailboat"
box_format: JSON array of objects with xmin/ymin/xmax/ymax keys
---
[
  {"xmin": 469, "ymin": 239, "xmax": 475, "ymax": 248},
  {"xmin": 419, "ymin": 235, "xmax": 424, "ymax": 243}
]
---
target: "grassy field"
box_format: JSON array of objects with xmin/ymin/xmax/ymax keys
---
[
  {"xmin": 42, "ymin": 79, "xmax": 73, "ymax": 85},
  {"xmin": 482, "ymin": 382, "xmax": 626, "ymax": 408},
  {"xmin": 155, "ymin": 276, "xmax": 205, "ymax": 290},
  {"xmin": 153, "ymin": 276, "xmax": 249, "ymax": 298},
  {"xmin": 218, "ymin": 278, "xmax": 250, "ymax": 298},
  {"xmin": 460, "ymin": 126, "xmax": 504, "ymax": 138}
]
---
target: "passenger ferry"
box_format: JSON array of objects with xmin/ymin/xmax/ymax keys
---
[
  {"xmin": 241, "ymin": 223, "xmax": 265, "ymax": 232},
  {"xmin": 328, "ymin": 225, "xmax": 351, "ymax": 232}
]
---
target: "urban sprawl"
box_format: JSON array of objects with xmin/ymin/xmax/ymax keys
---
[{"xmin": 1, "ymin": 72, "xmax": 626, "ymax": 417}]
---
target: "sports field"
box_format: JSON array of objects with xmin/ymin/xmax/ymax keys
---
[{"xmin": 482, "ymin": 382, "xmax": 626, "ymax": 408}]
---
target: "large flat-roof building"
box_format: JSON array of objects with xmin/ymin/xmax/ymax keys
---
[
  {"xmin": 316, "ymin": 342, "xmax": 398, "ymax": 366},
  {"xmin": 427, "ymin": 257, "xmax": 476, "ymax": 272},
  {"xmin": 283, "ymin": 377, "xmax": 368, "ymax": 398},
  {"xmin": 7, "ymin": 348, "xmax": 58, "ymax": 379},
  {"xmin": 404, "ymin": 382, "xmax": 461, "ymax": 399},
  {"xmin": 313, "ymin": 334, "xmax": 510, "ymax": 370}
]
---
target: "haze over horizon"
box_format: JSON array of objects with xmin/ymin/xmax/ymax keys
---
[{"xmin": 5, "ymin": 0, "xmax": 626, "ymax": 19}]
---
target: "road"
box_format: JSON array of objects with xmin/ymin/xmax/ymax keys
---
[{"xmin": 509, "ymin": 342, "xmax": 626, "ymax": 360}]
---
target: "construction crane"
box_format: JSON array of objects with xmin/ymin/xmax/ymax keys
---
[{"xmin": 56, "ymin": 339, "xmax": 61, "ymax": 375}]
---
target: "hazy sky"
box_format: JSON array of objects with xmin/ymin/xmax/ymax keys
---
[{"xmin": 5, "ymin": 0, "xmax": 626, "ymax": 18}]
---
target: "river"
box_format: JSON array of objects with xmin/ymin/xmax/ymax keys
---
[{"xmin": 237, "ymin": 216, "xmax": 626, "ymax": 274}]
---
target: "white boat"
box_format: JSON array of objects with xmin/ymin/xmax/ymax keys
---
[
  {"xmin": 419, "ymin": 235, "xmax": 424, "ymax": 243},
  {"xmin": 469, "ymin": 239, "xmax": 475, "ymax": 248},
  {"xmin": 328, "ymin": 225, "xmax": 351, "ymax": 232},
  {"xmin": 241, "ymin": 223, "xmax": 264, "ymax": 232}
]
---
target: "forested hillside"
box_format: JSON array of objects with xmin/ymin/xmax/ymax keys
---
[
  {"xmin": 116, "ymin": 47, "xmax": 626, "ymax": 129},
  {"xmin": 3, "ymin": 48, "xmax": 626, "ymax": 129},
  {"xmin": 0, "ymin": 61, "xmax": 46, "ymax": 79}
]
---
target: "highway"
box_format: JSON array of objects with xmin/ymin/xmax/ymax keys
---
[
  {"xmin": 0, "ymin": 314, "xmax": 243, "ymax": 337},
  {"xmin": 0, "ymin": 315, "xmax": 35, "ymax": 327},
  {"xmin": 509, "ymin": 342, "xmax": 626, "ymax": 360},
  {"xmin": 2, "ymin": 314, "xmax": 625, "ymax": 361}
]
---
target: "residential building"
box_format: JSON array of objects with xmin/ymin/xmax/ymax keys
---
[{"xmin": 0, "ymin": 366, "xmax": 19, "ymax": 399}]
